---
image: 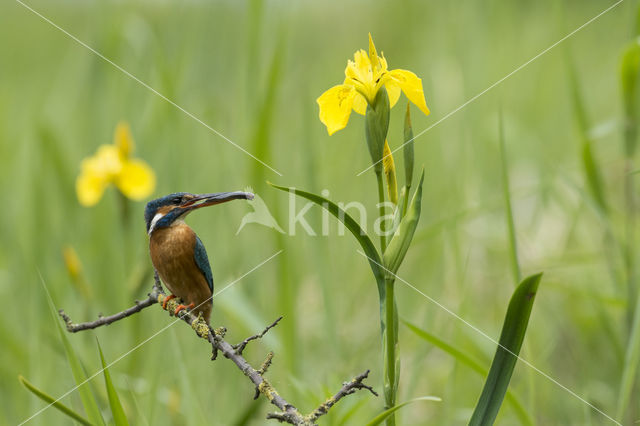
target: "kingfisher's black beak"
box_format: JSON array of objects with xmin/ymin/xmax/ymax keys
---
[{"xmin": 181, "ymin": 191, "xmax": 254, "ymax": 211}]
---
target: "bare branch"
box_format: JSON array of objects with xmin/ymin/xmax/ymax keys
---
[
  {"xmin": 234, "ymin": 316, "xmax": 283, "ymax": 355},
  {"xmin": 59, "ymin": 291, "xmax": 158, "ymax": 332},
  {"xmin": 58, "ymin": 272, "xmax": 375, "ymax": 425},
  {"xmin": 304, "ymin": 370, "xmax": 378, "ymax": 423},
  {"xmin": 59, "ymin": 271, "xmax": 164, "ymax": 332}
]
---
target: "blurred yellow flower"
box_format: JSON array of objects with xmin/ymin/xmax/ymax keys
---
[
  {"xmin": 317, "ymin": 34, "xmax": 430, "ymax": 135},
  {"xmin": 62, "ymin": 245, "xmax": 82, "ymax": 279},
  {"xmin": 76, "ymin": 122, "xmax": 156, "ymax": 206},
  {"xmin": 62, "ymin": 245, "xmax": 92, "ymax": 299}
]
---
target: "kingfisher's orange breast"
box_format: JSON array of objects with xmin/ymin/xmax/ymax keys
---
[{"xmin": 150, "ymin": 222, "xmax": 213, "ymax": 322}]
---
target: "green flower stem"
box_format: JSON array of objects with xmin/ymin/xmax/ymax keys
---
[
  {"xmin": 116, "ymin": 190, "xmax": 130, "ymax": 227},
  {"xmin": 383, "ymin": 278, "xmax": 398, "ymax": 426},
  {"xmin": 116, "ymin": 190, "xmax": 134, "ymax": 277},
  {"xmin": 377, "ymin": 170, "xmax": 388, "ymax": 252}
]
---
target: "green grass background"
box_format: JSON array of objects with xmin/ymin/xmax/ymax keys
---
[{"xmin": 1, "ymin": 0, "xmax": 638, "ymax": 424}]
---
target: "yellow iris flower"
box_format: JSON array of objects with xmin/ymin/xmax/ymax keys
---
[
  {"xmin": 76, "ymin": 122, "xmax": 156, "ymax": 207},
  {"xmin": 317, "ymin": 34, "xmax": 430, "ymax": 135}
]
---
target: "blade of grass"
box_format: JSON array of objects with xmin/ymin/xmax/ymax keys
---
[
  {"xmin": 247, "ymin": 33, "xmax": 295, "ymax": 372},
  {"xmin": 616, "ymin": 290, "xmax": 640, "ymax": 420},
  {"xmin": 499, "ymin": 115, "xmax": 539, "ymax": 416},
  {"xmin": 268, "ymin": 183, "xmax": 385, "ymax": 297},
  {"xmin": 468, "ymin": 273, "xmax": 542, "ymax": 426},
  {"xmin": 403, "ymin": 321, "xmax": 534, "ymax": 426},
  {"xmin": 97, "ymin": 340, "xmax": 129, "ymax": 426},
  {"xmin": 565, "ymin": 50, "xmax": 608, "ymax": 213},
  {"xmin": 498, "ymin": 114, "xmax": 521, "ymax": 284},
  {"xmin": 123, "ymin": 377, "xmax": 149, "ymax": 426},
  {"xmin": 621, "ymin": 38, "xmax": 640, "ymax": 157},
  {"xmin": 249, "ymin": 31, "xmax": 285, "ymax": 188},
  {"xmin": 37, "ymin": 125, "xmax": 76, "ymax": 204},
  {"xmin": 621, "ymin": 36, "xmax": 640, "ymax": 331},
  {"xmin": 245, "ymin": 0, "xmax": 263, "ymax": 101},
  {"xmin": 19, "ymin": 375, "xmax": 93, "ymax": 426},
  {"xmin": 43, "ymin": 277, "xmax": 105, "ymax": 426},
  {"xmin": 302, "ymin": 89, "xmax": 342, "ymax": 357},
  {"xmin": 364, "ymin": 396, "xmax": 441, "ymax": 426},
  {"xmin": 168, "ymin": 328, "xmax": 207, "ymax": 423}
]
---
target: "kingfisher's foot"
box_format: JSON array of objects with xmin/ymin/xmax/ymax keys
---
[
  {"xmin": 162, "ymin": 294, "xmax": 177, "ymax": 310},
  {"xmin": 174, "ymin": 302, "xmax": 195, "ymax": 316}
]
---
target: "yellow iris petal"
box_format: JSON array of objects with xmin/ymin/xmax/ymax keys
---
[
  {"xmin": 75, "ymin": 147, "xmax": 120, "ymax": 206},
  {"xmin": 378, "ymin": 54, "xmax": 389, "ymax": 73},
  {"xmin": 114, "ymin": 121, "xmax": 134, "ymax": 158},
  {"xmin": 368, "ymin": 33, "xmax": 380, "ymax": 72},
  {"xmin": 386, "ymin": 69, "xmax": 430, "ymax": 116},
  {"xmin": 317, "ymin": 34, "xmax": 430, "ymax": 135},
  {"xmin": 347, "ymin": 50, "xmax": 373, "ymax": 84},
  {"xmin": 352, "ymin": 93, "xmax": 367, "ymax": 115},
  {"xmin": 317, "ymin": 84, "xmax": 357, "ymax": 135},
  {"xmin": 93, "ymin": 145, "xmax": 124, "ymax": 177},
  {"xmin": 76, "ymin": 167, "xmax": 108, "ymax": 207},
  {"xmin": 116, "ymin": 159, "xmax": 156, "ymax": 200},
  {"xmin": 76, "ymin": 121, "xmax": 156, "ymax": 206},
  {"xmin": 385, "ymin": 82, "xmax": 402, "ymax": 109}
]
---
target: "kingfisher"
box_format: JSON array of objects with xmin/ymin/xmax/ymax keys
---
[{"xmin": 145, "ymin": 191, "xmax": 254, "ymax": 324}]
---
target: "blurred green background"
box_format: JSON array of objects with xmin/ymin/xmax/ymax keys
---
[{"xmin": 1, "ymin": 0, "xmax": 638, "ymax": 424}]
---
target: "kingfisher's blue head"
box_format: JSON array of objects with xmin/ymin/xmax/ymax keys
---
[{"xmin": 145, "ymin": 191, "xmax": 254, "ymax": 234}]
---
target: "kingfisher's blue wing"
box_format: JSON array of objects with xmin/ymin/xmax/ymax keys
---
[{"xmin": 193, "ymin": 236, "xmax": 214, "ymax": 293}]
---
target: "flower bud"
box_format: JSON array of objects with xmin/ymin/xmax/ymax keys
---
[{"xmin": 364, "ymin": 86, "xmax": 390, "ymax": 174}]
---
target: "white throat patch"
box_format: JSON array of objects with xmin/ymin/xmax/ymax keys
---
[
  {"xmin": 148, "ymin": 213, "xmax": 164, "ymax": 235},
  {"xmin": 148, "ymin": 213, "xmax": 187, "ymax": 235}
]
